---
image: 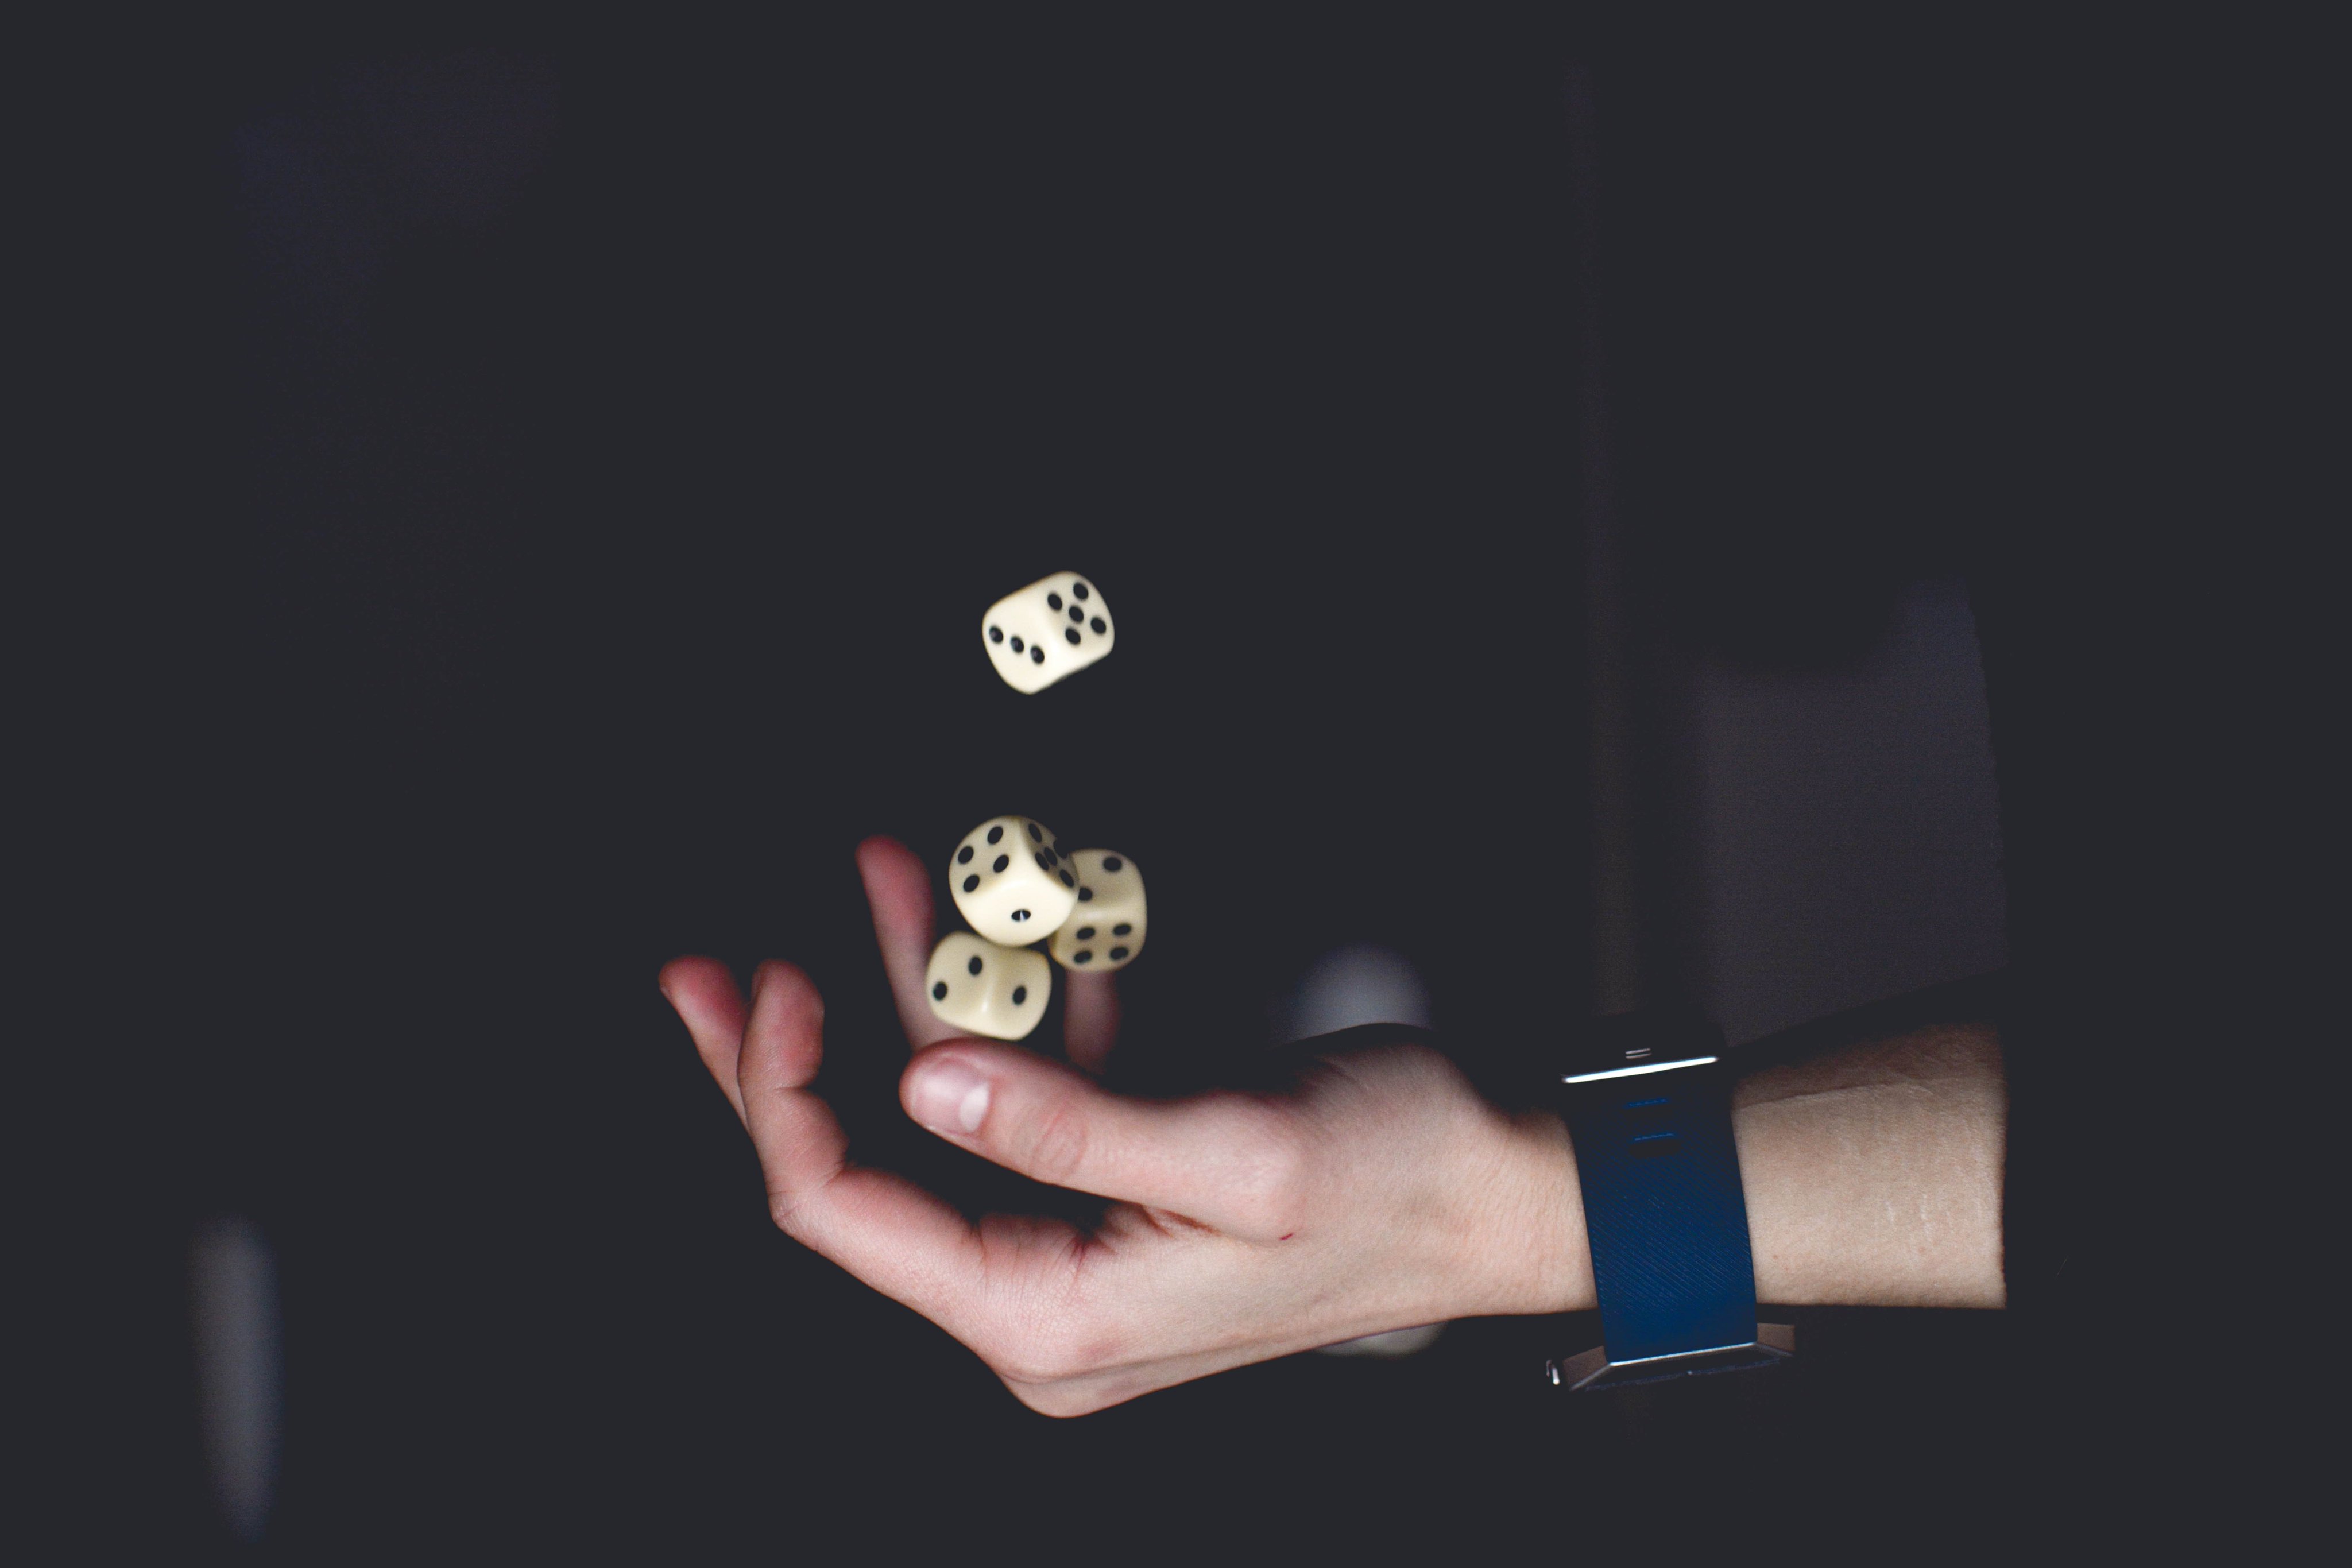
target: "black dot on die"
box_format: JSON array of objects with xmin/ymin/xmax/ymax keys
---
[
  {"xmin": 1074, "ymin": 950, "xmax": 1093, "ymax": 964},
  {"xmin": 957, "ymin": 846, "xmax": 973, "ymax": 865},
  {"xmin": 1103, "ymin": 857, "xmax": 1124, "ymax": 873},
  {"xmin": 1065, "ymin": 628, "xmax": 1081, "ymax": 645},
  {"xmin": 1027, "ymin": 823, "xmax": 1042, "ymax": 841},
  {"xmin": 1068, "ymin": 604, "xmax": 1084, "ymax": 623},
  {"xmin": 1090, "ymin": 617, "xmax": 1107, "ymax": 634},
  {"xmin": 1010, "ymin": 636, "xmax": 1023, "ymax": 653},
  {"xmin": 1059, "ymin": 870, "xmax": 1074, "ymax": 886},
  {"xmin": 962, "ymin": 874, "xmax": 979, "ymax": 893},
  {"xmin": 1113, "ymin": 923, "xmax": 1132, "ymax": 936},
  {"xmin": 1011, "ymin": 909, "xmax": 1030, "ymax": 922},
  {"xmin": 1073, "ymin": 581, "xmax": 1089, "ymax": 601},
  {"xmin": 1011, "ymin": 986, "xmax": 1027, "ymax": 1005},
  {"xmin": 988, "ymin": 625, "xmax": 1003, "ymax": 644},
  {"xmin": 1109, "ymin": 946, "xmax": 1129, "ymax": 961},
  {"xmin": 987, "ymin": 826, "xmax": 1004, "ymax": 845},
  {"xmin": 992, "ymin": 854, "xmax": 1009, "ymax": 872},
  {"xmin": 1030, "ymin": 647, "xmax": 1043, "ymax": 664},
  {"xmin": 1077, "ymin": 886, "xmax": 1094, "ymax": 902},
  {"xmin": 1041, "ymin": 846, "xmax": 1058, "ymax": 866},
  {"xmin": 1035, "ymin": 853, "xmax": 1050, "ymax": 872},
  {"xmin": 967, "ymin": 955, "xmax": 983, "ymax": 976},
  {"xmin": 1076, "ymin": 927, "xmax": 1096, "ymax": 941},
  {"xmin": 931, "ymin": 981, "xmax": 947, "ymax": 1001},
  {"xmin": 1047, "ymin": 593, "xmax": 1063, "ymax": 611}
]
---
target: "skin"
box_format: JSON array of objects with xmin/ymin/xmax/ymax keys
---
[{"xmin": 662, "ymin": 836, "xmax": 2005, "ymax": 1417}]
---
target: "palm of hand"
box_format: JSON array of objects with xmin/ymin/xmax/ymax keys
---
[{"xmin": 663, "ymin": 837, "xmax": 1562, "ymax": 1415}]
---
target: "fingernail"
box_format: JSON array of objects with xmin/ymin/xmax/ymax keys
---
[{"xmin": 911, "ymin": 1060, "xmax": 991, "ymax": 1134}]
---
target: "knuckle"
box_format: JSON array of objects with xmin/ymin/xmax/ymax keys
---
[
  {"xmin": 1223, "ymin": 1103, "xmax": 1313, "ymax": 1233},
  {"xmin": 981, "ymin": 1310, "xmax": 1106, "ymax": 1388},
  {"xmin": 987, "ymin": 1340, "xmax": 1076, "ymax": 1388},
  {"xmin": 1004, "ymin": 1377, "xmax": 1108, "ymax": 1418},
  {"xmin": 1204, "ymin": 1105, "xmax": 1317, "ymax": 1241},
  {"xmin": 764, "ymin": 1161, "xmax": 843, "ymax": 1240},
  {"xmin": 765, "ymin": 1187, "xmax": 810, "ymax": 1237},
  {"xmin": 1003, "ymin": 1336, "xmax": 1079, "ymax": 1387},
  {"xmin": 971, "ymin": 1321, "xmax": 1045, "ymax": 1384}
]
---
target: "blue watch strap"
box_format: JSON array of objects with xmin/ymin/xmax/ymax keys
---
[
  {"xmin": 1549, "ymin": 1016, "xmax": 1793, "ymax": 1390},
  {"xmin": 1564, "ymin": 1062, "xmax": 1756, "ymax": 1361}
]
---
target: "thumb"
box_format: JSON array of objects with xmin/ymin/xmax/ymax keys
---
[{"xmin": 900, "ymin": 1043, "xmax": 1304, "ymax": 1240}]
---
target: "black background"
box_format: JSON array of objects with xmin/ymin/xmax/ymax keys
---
[{"xmin": 36, "ymin": 11, "xmax": 2314, "ymax": 1558}]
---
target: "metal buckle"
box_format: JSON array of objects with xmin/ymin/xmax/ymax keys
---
[{"xmin": 1546, "ymin": 1322, "xmax": 1796, "ymax": 1392}]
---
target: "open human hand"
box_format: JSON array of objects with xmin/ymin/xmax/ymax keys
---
[{"xmin": 660, "ymin": 836, "xmax": 1583, "ymax": 1415}]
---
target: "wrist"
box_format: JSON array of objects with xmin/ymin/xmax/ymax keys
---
[
  {"xmin": 1459, "ymin": 1106, "xmax": 1595, "ymax": 1317},
  {"xmin": 1463, "ymin": 1022, "xmax": 2009, "ymax": 1320}
]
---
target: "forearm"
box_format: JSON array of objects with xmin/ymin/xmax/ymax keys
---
[{"xmin": 1480, "ymin": 1021, "xmax": 2007, "ymax": 1316}]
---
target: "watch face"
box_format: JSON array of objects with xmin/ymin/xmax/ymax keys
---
[{"xmin": 1563, "ymin": 1009, "xmax": 1726, "ymax": 1083}]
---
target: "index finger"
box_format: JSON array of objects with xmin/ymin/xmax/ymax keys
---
[
  {"xmin": 662, "ymin": 955, "xmax": 751, "ymax": 1124},
  {"xmin": 730, "ymin": 954, "xmax": 1073, "ymax": 1352}
]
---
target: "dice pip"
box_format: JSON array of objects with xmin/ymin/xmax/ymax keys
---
[
  {"xmin": 1048, "ymin": 850, "xmax": 1147, "ymax": 972},
  {"xmin": 924, "ymin": 932, "xmax": 1049, "ymax": 1041},
  {"xmin": 949, "ymin": 815, "xmax": 1081, "ymax": 945},
  {"xmin": 981, "ymin": 572, "xmax": 1116, "ymax": 694}
]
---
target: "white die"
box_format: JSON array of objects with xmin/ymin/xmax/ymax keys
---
[
  {"xmin": 924, "ymin": 933, "xmax": 1050, "ymax": 1041},
  {"xmin": 1048, "ymin": 850, "xmax": 1147, "ymax": 972},
  {"xmin": 949, "ymin": 815, "xmax": 1080, "ymax": 946},
  {"xmin": 981, "ymin": 572, "xmax": 1116, "ymax": 694}
]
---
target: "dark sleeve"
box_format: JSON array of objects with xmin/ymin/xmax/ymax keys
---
[
  {"xmin": 1966, "ymin": 575, "xmax": 2084, "ymax": 1321},
  {"xmin": 1970, "ymin": 567, "xmax": 2203, "ymax": 1350}
]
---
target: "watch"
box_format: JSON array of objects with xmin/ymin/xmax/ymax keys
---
[{"xmin": 1546, "ymin": 1011, "xmax": 1794, "ymax": 1391}]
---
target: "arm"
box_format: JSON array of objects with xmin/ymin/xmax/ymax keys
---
[
  {"xmin": 1734, "ymin": 1021, "xmax": 2005, "ymax": 1310},
  {"xmin": 1309, "ymin": 1015, "xmax": 2007, "ymax": 1322},
  {"xmin": 662, "ymin": 838, "xmax": 2005, "ymax": 1416}
]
